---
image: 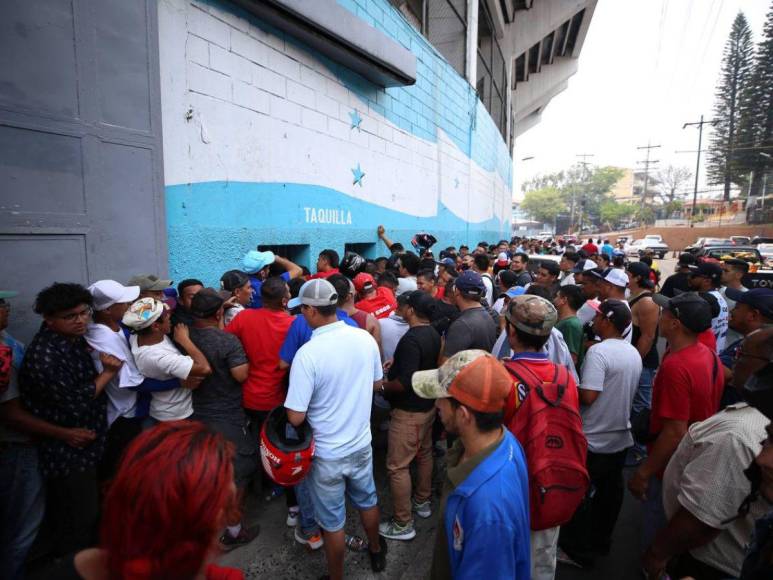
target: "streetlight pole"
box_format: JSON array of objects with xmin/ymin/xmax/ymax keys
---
[{"xmin": 683, "ymin": 115, "xmax": 715, "ymax": 227}]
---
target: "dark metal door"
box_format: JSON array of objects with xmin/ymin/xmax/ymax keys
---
[{"xmin": 0, "ymin": 0, "xmax": 167, "ymax": 342}]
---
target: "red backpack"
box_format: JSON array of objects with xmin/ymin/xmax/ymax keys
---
[{"xmin": 503, "ymin": 359, "xmax": 589, "ymax": 531}]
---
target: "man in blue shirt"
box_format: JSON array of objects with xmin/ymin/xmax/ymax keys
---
[
  {"xmin": 413, "ymin": 350, "xmax": 531, "ymax": 579},
  {"xmin": 242, "ymin": 250, "xmax": 303, "ymax": 308},
  {"xmin": 601, "ymin": 239, "xmax": 614, "ymax": 258}
]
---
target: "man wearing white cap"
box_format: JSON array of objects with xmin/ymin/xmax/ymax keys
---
[
  {"xmin": 284, "ymin": 279, "xmax": 387, "ymax": 579},
  {"xmin": 85, "ymin": 280, "xmax": 145, "ymax": 479},
  {"xmin": 590, "ymin": 268, "xmax": 633, "ymax": 343}
]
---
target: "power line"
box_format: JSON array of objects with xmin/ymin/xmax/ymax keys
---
[{"xmin": 636, "ymin": 143, "xmax": 661, "ymax": 210}]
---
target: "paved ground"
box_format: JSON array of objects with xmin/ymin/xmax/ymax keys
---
[{"xmin": 221, "ymin": 259, "xmax": 676, "ymax": 578}]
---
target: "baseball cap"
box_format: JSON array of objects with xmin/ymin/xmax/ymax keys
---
[
  {"xmin": 220, "ymin": 270, "xmax": 250, "ymax": 292},
  {"xmin": 725, "ymin": 288, "xmax": 773, "ymax": 319},
  {"xmin": 122, "ymin": 297, "xmax": 166, "ymax": 330},
  {"xmin": 404, "ymin": 290, "xmax": 436, "ymax": 319},
  {"xmin": 439, "ymin": 257, "xmax": 456, "ymax": 267},
  {"xmin": 455, "ymin": 271, "xmax": 485, "ymax": 297},
  {"xmin": 412, "ymin": 350, "xmax": 512, "ymax": 413},
  {"xmin": 504, "ymin": 286, "xmax": 526, "ymax": 299},
  {"xmin": 496, "ymin": 252, "xmax": 509, "ymax": 267},
  {"xmin": 652, "ymin": 292, "xmax": 712, "ymax": 333},
  {"xmin": 88, "ymin": 280, "xmax": 140, "ymax": 311},
  {"xmin": 678, "ymin": 253, "xmax": 697, "ymax": 266},
  {"xmin": 0, "ymin": 290, "xmax": 18, "ymax": 300},
  {"xmin": 190, "ymin": 288, "xmax": 224, "ymax": 318},
  {"xmin": 571, "ymin": 259, "xmax": 598, "ymax": 274},
  {"xmin": 353, "ymin": 272, "xmax": 376, "ymax": 294},
  {"xmin": 688, "ymin": 262, "xmax": 723, "ymax": 285},
  {"xmin": 242, "ymin": 250, "xmax": 275, "ymax": 274},
  {"xmin": 504, "ymin": 294, "xmax": 557, "ymax": 336},
  {"xmin": 127, "ymin": 274, "xmax": 173, "ymax": 292},
  {"xmin": 590, "ymin": 267, "xmax": 628, "ymax": 288},
  {"xmin": 589, "ymin": 299, "xmax": 632, "ymax": 333},
  {"xmin": 626, "ymin": 262, "xmax": 651, "ymax": 280},
  {"xmin": 287, "ymin": 279, "xmax": 338, "ymax": 310}
]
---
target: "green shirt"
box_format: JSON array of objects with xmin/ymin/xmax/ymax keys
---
[
  {"xmin": 556, "ymin": 315, "xmax": 585, "ymax": 368},
  {"xmin": 430, "ymin": 428, "xmax": 505, "ymax": 580}
]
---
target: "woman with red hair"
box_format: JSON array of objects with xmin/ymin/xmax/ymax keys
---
[{"xmin": 48, "ymin": 420, "xmax": 243, "ymax": 579}]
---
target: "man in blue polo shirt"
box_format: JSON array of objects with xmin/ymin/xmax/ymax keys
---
[
  {"xmin": 242, "ymin": 249, "xmax": 303, "ymax": 308},
  {"xmin": 413, "ymin": 350, "xmax": 531, "ymax": 579}
]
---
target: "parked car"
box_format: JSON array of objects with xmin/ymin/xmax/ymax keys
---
[
  {"xmin": 644, "ymin": 234, "xmax": 663, "ymax": 242},
  {"xmin": 730, "ymin": 235, "xmax": 751, "ymax": 245},
  {"xmin": 616, "ymin": 235, "xmax": 630, "ymax": 245},
  {"xmin": 685, "ymin": 237, "xmax": 733, "ymax": 254},
  {"xmin": 696, "ymin": 245, "xmax": 763, "ymax": 265},
  {"xmin": 757, "ymin": 243, "xmax": 773, "ymax": 266},
  {"xmin": 625, "ymin": 238, "xmax": 669, "ymax": 259},
  {"xmin": 752, "ymin": 236, "xmax": 773, "ymax": 246}
]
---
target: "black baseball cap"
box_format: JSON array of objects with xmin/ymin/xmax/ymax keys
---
[
  {"xmin": 725, "ymin": 288, "xmax": 773, "ymax": 319},
  {"xmin": 220, "ymin": 270, "xmax": 250, "ymax": 292},
  {"xmin": 455, "ymin": 271, "xmax": 485, "ymax": 296},
  {"xmin": 652, "ymin": 291, "xmax": 712, "ymax": 333},
  {"xmin": 688, "ymin": 262, "xmax": 723, "ymax": 285},
  {"xmin": 404, "ymin": 290, "xmax": 436, "ymax": 319},
  {"xmin": 678, "ymin": 253, "xmax": 697, "ymax": 266},
  {"xmin": 190, "ymin": 288, "xmax": 224, "ymax": 318},
  {"xmin": 626, "ymin": 262, "xmax": 654, "ymax": 288},
  {"xmin": 592, "ymin": 299, "xmax": 632, "ymax": 334}
]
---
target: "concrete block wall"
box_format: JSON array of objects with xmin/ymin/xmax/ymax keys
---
[{"xmin": 159, "ymin": 0, "xmax": 513, "ymax": 285}]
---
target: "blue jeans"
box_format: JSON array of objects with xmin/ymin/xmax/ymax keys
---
[
  {"xmin": 294, "ymin": 479, "xmax": 319, "ymax": 534},
  {"xmin": 632, "ymin": 367, "xmax": 655, "ymax": 416},
  {"xmin": 307, "ymin": 445, "xmax": 378, "ymax": 532},
  {"xmin": 0, "ymin": 444, "xmax": 45, "ymax": 580},
  {"xmin": 641, "ymin": 476, "xmax": 666, "ymax": 555}
]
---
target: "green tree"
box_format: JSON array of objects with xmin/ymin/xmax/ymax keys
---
[
  {"xmin": 738, "ymin": 1, "xmax": 773, "ymax": 197},
  {"xmin": 707, "ymin": 12, "xmax": 755, "ymax": 201},
  {"xmin": 599, "ymin": 200, "xmax": 635, "ymax": 230},
  {"xmin": 520, "ymin": 187, "xmax": 567, "ymax": 224}
]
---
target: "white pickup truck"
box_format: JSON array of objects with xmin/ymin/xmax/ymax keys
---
[{"xmin": 625, "ymin": 238, "xmax": 669, "ymax": 259}]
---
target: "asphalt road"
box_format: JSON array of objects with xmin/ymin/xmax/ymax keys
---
[{"xmin": 219, "ymin": 258, "xmax": 679, "ymax": 579}]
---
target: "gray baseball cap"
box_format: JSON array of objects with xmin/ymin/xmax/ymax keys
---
[{"xmin": 287, "ymin": 279, "xmax": 338, "ymax": 310}]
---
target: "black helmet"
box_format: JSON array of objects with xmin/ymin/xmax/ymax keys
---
[
  {"xmin": 411, "ymin": 232, "xmax": 437, "ymax": 252},
  {"xmin": 259, "ymin": 406, "xmax": 315, "ymax": 487},
  {"xmin": 340, "ymin": 251, "xmax": 366, "ymax": 278}
]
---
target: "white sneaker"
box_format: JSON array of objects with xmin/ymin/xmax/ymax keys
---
[
  {"xmin": 286, "ymin": 507, "xmax": 300, "ymax": 527},
  {"xmin": 294, "ymin": 526, "xmax": 324, "ymax": 550},
  {"xmin": 379, "ymin": 518, "xmax": 416, "ymax": 541},
  {"xmin": 412, "ymin": 498, "xmax": 432, "ymax": 519}
]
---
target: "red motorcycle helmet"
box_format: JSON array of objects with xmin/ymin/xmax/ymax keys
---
[{"xmin": 259, "ymin": 406, "xmax": 315, "ymax": 487}]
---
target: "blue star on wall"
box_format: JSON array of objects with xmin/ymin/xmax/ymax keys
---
[
  {"xmin": 352, "ymin": 163, "xmax": 365, "ymax": 186},
  {"xmin": 349, "ymin": 109, "xmax": 362, "ymax": 131}
]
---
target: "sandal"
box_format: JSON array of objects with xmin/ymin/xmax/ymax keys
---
[{"xmin": 345, "ymin": 534, "xmax": 369, "ymax": 552}]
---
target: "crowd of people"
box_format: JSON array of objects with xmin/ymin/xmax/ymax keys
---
[{"xmin": 1, "ymin": 225, "xmax": 772, "ymax": 580}]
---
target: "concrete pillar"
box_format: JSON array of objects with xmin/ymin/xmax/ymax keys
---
[{"xmin": 465, "ymin": 0, "xmax": 479, "ymax": 87}]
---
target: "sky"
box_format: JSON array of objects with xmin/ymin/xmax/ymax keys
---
[{"xmin": 513, "ymin": 0, "xmax": 771, "ymax": 201}]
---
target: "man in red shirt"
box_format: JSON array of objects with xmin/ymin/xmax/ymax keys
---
[
  {"xmin": 225, "ymin": 276, "xmax": 314, "ymax": 538},
  {"xmin": 308, "ymin": 249, "xmax": 340, "ymax": 280},
  {"xmin": 354, "ymin": 273, "xmax": 396, "ymax": 319},
  {"xmin": 628, "ymin": 292, "xmax": 723, "ymax": 552},
  {"xmin": 580, "ymin": 238, "xmax": 599, "ymax": 255}
]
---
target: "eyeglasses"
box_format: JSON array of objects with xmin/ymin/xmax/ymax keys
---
[{"xmin": 56, "ymin": 306, "xmax": 93, "ymax": 322}]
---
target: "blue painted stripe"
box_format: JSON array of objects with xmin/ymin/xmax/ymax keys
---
[{"xmin": 165, "ymin": 181, "xmax": 506, "ymax": 286}]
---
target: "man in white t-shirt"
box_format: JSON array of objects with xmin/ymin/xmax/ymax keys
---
[
  {"xmin": 688, "ymin": 262, "xmax": 730, "ymax": 351},
  {"xmin": 559, "ymin": 299, "xmax": 642, "ymax": 568},
  {"xmin": 284, "ymin": 279, "xmax": 386, "ymax": 579},
  {"xmin": 122, "ymin": 298, "xmax": 211, "ymax": 422},
  {"xmin": 86, "ymin": 280, "xmax": 144, "ymax": 479}
]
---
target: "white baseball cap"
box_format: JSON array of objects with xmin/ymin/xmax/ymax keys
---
[
  {"xmin": 88, "ymin": 280, "xmax": 140, "ymax": 311},
  {"xmin": 287, "ymin": 279, "xmax": 338, "ymax": 310},
  {"xmin": 590, "ymin": 268, "xmax": 629, "ymax": 288}
]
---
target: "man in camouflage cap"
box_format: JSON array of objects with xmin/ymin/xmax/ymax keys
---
[{"xmin": 502, "ymin": 294, "xmax": 580, "ymax": 580}]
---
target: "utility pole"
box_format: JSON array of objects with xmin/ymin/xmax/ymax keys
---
[
  {"xmin": 683, "ymin": 115, "xmax": 716, "ymax": 227},
  {"xmin": 636, "ymin": 143, "xmax": 661, "ymax": 225},
  {"xmin": 574, "ymin": 153, "xmax": 594, "ymax": 234}
]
